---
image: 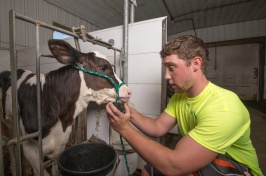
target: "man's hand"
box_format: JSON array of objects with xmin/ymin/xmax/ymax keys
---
[{"xmin": 106, "ymin": 102, "xmax": 131, "ymax": 133}]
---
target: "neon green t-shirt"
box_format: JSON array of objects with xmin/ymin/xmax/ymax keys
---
[{"xmin": 165, "ymin": 82, "xmax": 263, "ymax": 176}]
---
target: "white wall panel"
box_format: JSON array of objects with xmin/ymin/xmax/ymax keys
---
[
  {"xmin": 128, "ymin": 84, "xmax": 162, "ymax": 116},
  {"xmin": 128, "ymin": 53, "xmax": 161, "ymax": 84},
  {"xmin": 73, "ymin": 17, "xmax": 166, "ymax": 57}
]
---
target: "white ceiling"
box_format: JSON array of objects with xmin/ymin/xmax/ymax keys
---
[{"xmin": 45, "ymin": 0, "xmax": 266, "ymax": 36}]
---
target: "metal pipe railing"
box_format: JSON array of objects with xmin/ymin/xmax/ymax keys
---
[
  {"xmin": 9, "ymin": 9, "xmax": 22, "ymax": 176},
  {"xmin": 35, "ymin": 23, "xmax": 45, "ymax": 175},
  {"xmin": 3, "ymin": 9, "xmax": 124, "ymax": 176},
  {"xmin": 73, "ymin": 38, "xmax": 81, "ymax": 145},
  {"xmin": 0, "ymin": 113, "xmax": 4, "ymax": 176},
  {"xmin": 123, "ymin": 0, "xmax": 129, "ymax": 85},
  {"xmin": 15, "ymin": 11, "xmax": 121, "ymax": 53}
]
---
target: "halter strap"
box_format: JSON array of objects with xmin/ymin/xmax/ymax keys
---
[{"xmin": 72, "ymin": 64, "xmax": 125, "ymax": 110}]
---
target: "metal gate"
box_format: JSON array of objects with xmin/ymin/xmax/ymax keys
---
[{"xmin": 0, "ymin": 9, "xmax": 123, "ymax": 176}]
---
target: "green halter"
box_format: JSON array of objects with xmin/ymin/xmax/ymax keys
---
[{"xmin": 72, "ymin": 64, "xmax": 125, "ymax": 110}]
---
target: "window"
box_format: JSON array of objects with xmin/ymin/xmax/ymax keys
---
[
  {"xmin": 53, "ymin": 22, "xmax": 72, "ymax": 39},
  {"xmin": 53, "ymin": 31, "xmax": 71, "ymax": 39}
]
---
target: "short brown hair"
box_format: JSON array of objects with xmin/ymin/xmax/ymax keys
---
[{"xmin": 160, "ymin": 35, "xmax": 209, "ymax": 74}]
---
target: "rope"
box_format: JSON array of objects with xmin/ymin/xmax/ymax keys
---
[
  {"xmin": 118, "ymin": 107, "xmax": 130, "ymax": 176},
  {"xmin": 73, "ymin": 64, "xmax": 130, "ymax": 176}
]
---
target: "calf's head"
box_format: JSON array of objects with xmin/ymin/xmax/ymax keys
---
[{"xmin": 48, "ymin": 39, "xmax": 131, "ymax": 104}]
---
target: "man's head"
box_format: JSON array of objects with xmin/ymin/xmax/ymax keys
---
[{"xmin": 160, "ymin": 35, "xmax": 209, "ymax": 74}]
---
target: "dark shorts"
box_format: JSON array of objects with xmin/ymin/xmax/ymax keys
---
[{"xmin": 144, "ymin": 155, "xmax": 252, "ymax": 176}]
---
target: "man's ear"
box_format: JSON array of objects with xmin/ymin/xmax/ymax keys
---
[{"xmin": 191, "ymin": 57, "xmax": 202, "ymax": 72}]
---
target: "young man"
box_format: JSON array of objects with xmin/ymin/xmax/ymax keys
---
[{"xmin": 106, "ymin": 35, "xmax": 263, "ymax": 176}]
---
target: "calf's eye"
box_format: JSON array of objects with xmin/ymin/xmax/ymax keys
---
[{"xmin": 100, "ymin": 66, "xmax": 108, "ymax": 71}]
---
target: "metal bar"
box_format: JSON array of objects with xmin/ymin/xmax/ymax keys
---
[
  {"xmin": 123, "ymin": 0, "xmax": 129, "ymax": 84},
  {"xmin": 40, "ymin": 54, "xmax": 54, "ymax": 58},
  {"xmin": 114, "ymin": 50, "xmax": 117, "ymax": 73},
  {"xmin": 109, "ymin": 49, "xmax": 118, "ymax": 145},
  {"xmin": 130, "ymin": 3, "xmax": 135, "ymax": 23},
  {"xmin": 9, "ymin": 9, "xmax": 22, "ymax": 176},
  {"xmin": 159, "ymin": 18, "xmax": 168, "ymax": 149},
  {"xmin": 160, "ymin": 18, "xmax": 167, "ymax": 114},
  {"xmin": 5, "ymin": 131, "xmax": 39, "ymax": 146},
  {"xmin": 14, "ymin": 12, "xmax": 121, "ymax": 52},
  {"xmin": 119, "ymin": 48, "xmax": 124, "ymax": 79},
  {"xmin": 73, "ymin": 38, "xmax": 81, "ymax": 145},
  {"xmin": 36, "ymin": 23, "xmax": 44, "ymax": 176},
  {"xmin": 0, "ymin": 115, "xmax": 4, "ymax": 176}
]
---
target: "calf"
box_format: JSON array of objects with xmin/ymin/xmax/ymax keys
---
[{"xmin": 0, "ymin": 39, "xmax": 131, "ymax": 176}]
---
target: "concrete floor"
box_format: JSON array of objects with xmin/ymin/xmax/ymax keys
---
[{"xmin": 248, "ymin": 105, "xmax": 266, "ymax": 175}]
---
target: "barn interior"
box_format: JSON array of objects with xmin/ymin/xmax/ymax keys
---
[{"xmin": 0, "ymin": 0, "xmax": 266, "ymax": 175}]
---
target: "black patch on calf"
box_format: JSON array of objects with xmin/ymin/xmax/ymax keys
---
[
  {"xmin": 18, "ymin": 66, "xmax": 80, "ymax": 137},
  {"xmin": 0, "ymin": 40, "xmax": 127, "ymax": 175},
  {"xmin": 1, "ymin": 40, "xmax": 122, "ymax": 141},
  {"xmin": 82, "ymin": 52, "xmax": 119, "ymax": 91}
]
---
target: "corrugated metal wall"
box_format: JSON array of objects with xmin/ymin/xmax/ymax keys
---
[
  {"xmin": 1, "ymin": 0, "xmax": 266, "ymax": 50},
  {"xmin": 168, "ymin": 18, "xmax": 266, "ymax": 43},
  {"xmin": 0, "ymin": 0, "xmax": 100, "ymax": 50}
]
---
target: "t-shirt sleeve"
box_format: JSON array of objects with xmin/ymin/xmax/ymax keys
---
[{"xmin": 164, "ymin": 94, "xmax": 178, "ymax": 118}]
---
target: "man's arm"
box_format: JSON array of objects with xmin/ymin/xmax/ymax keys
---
[
  {"xmin": 106, "ymin": 102, "xmax": 217, "ymax": 175},
  {"xmin": 129, "ymin": 106, "xmax": 177, "ymax": 137},
  {"xmin": 123, "ymin": 127, "xmax": 217, "ymax": 175}
]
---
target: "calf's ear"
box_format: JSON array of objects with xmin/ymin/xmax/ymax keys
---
[{"xmin": 48, "ymin": 39, "xmax": 81, "ymax": 65}]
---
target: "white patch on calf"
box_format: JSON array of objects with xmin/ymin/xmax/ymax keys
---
[
  {"xmin": 112, "ymin": 72, "xmax": 131, "ymax": 100},
  {"xmin": 92, "ymin": 51, "xmax": 131, "ymax": 101},
  {"xmin": 92, "ymin": 51, "xmax": 108, "ymax": 61},
  {"xmin": 94, "ymin": 88, "xmax": 118, "ymax": 104},
  {"xmin": 42, "ymin": 121, "xmax": 72, "ymax": 158},
  {"xmin": 73, "ymin": 71, "xmax": 94, "ymax": 118},
  {"xmin": 21, "ymin": 118, "xmax": 72, "ymax": 175},
  {"xmin": 26, "ymin": 73, "xmax": 46, "ymax": 89},
  {"xmin": 74, "ymin": 71, "xmax": 117, "ymax": 117}
]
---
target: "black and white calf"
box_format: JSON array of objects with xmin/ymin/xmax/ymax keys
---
[{"xmin": 0, "ymin": 39, "xmax": 131, "ymax": 176}]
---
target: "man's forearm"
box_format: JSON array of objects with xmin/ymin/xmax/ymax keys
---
[{"xmin": 129, "ymin": 107, "xmax": 161, "ymax": 137}]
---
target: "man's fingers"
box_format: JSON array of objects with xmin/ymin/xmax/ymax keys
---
[
  {"xmin": 106, "ymin": 102, "xmax": 121, "ymax": 122},
  {"xmin": 109, "ymin": 102, "xmax": 122, "ymax": 116},
  {"xmin": 106, "ymin": 102, "xmax": 113, "ymax": 115},
  {"xmin": 124, "ymin": 103, "xmax": 130, "ymax": 115}
]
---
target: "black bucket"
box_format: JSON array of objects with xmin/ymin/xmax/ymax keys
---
[{"xmin": 58, "ymin": 143, "xmax": 117, "ymax": 176}]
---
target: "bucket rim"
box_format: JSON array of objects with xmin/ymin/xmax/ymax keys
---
[{"xmin": 58, "ymin": 142, "xmax": 118, "ymax": 175}]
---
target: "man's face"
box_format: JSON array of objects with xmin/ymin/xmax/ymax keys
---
[{"xmin": 163, "ymin": 54, "xmax": 194, "ymax": 93}]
